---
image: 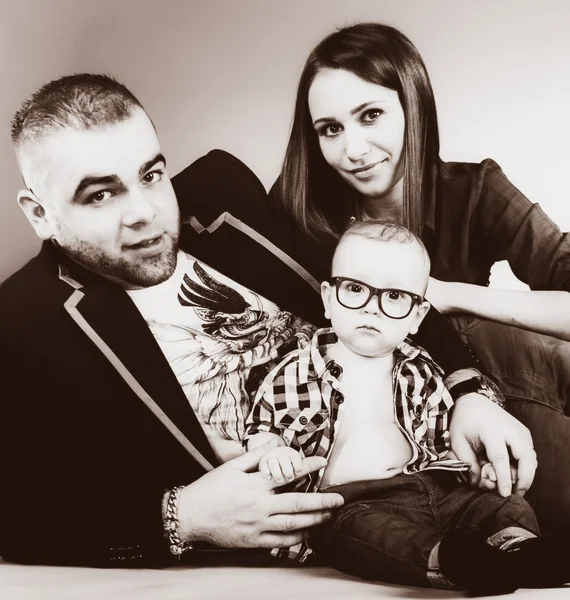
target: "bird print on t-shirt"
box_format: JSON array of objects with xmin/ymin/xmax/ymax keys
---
[{"xmin": 148, "ymin": 261, "xmax": 314, "ymax": 442}]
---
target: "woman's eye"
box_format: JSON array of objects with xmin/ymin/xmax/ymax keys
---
[
  {"xmin": 321, "ymin": 124, "xmax": 342, "ymax": 138},
  {"xmin": 348, "ymin": 284, "xmax": 363, "ymax": 294},
  {"xmin": 387, "ymin": 291, "xmax": 403, "ymax": 301},
  {"xmin": 362, "ymin": 109, "xmax": 383, "ymax": 123}
]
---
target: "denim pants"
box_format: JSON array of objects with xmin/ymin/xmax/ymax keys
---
[
  {"xmin": 450, "ymin": 315, "xmax": 570, "ymax": 532},
  {"xmin": 311, "ymin": 471, "xmax": 538, "ymax": 589}
]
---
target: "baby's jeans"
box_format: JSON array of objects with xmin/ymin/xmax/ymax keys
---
[{"xmin": 311, "ymin": 471, "xmax": 539, "ymax": 589}]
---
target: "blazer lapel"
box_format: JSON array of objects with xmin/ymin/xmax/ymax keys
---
[
  {"xmin": 59, "ymin": 255, "xmax": 219, "ymax": 468},
  {"xmin": 180, "ymin": 214, "xmax": 325, "ymax": 326}
]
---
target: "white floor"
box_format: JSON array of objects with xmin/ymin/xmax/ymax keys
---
[{"xmin": 1, "ymin": 561, "xmax": 568, "ymax": 600}]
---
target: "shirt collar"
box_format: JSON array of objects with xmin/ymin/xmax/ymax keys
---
[
  {"xmin": 299, "ymin": 327, "xmax": 337, "ymax": 384},
  {"xmin": 300, "ymin": 327, "xmax": 441, "ymax": 385}
]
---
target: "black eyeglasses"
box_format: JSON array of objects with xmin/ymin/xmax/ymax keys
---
[{"xmin": 330, "ymin": 277, "xmax": 424, "ymax": 319}]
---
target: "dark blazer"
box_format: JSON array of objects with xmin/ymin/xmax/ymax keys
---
[{"xmin": 0, "ymin": 150, "xmax": 325, "ymax": 567}]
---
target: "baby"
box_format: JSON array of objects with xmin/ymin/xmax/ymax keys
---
[{"xmin": 244, "ymin": 219, "xmax": 568, "ymax": 593}]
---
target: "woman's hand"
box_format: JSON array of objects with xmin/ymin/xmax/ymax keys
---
[{"xmin": 449, "ymin": 392, "xmax": 537, "ymax": 497}]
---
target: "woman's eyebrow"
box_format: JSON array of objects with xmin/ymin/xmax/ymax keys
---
[
  {"xmin": 313, "ymin": 101, "xmax": 386, "ymax": 126},
  {"xmin": 350, "ymin": 100, "xmax": 387, "ymax": 115}
]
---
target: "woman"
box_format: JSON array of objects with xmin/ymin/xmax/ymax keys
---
[{"xmin": 268, "ymin": 22, "xmax": 570, "ymax": 532}]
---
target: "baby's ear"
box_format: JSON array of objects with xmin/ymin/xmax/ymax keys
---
[
  {"xmin": 408, "ymin": 300, "xmax": 430, "ymax": 335},
  {"xmin": 320, "ymin": 281, "xmax": 332, "ymax": 320}
]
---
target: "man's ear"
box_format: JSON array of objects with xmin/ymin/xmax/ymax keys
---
[
  {"xmin": 17, "ymin": 189, "xmax": 54, "ymax": 240},
  {"xmin": 320, "ymin": 281, "xmax": 332, "ymax": 320},
  {"xmin": 408, "ymin": 300, "xmax": 431, "ymax": 336}
]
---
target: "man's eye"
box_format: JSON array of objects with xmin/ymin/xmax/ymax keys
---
[
  {"xmin": 362, "ymin": 109, "xmax": 383, "ymax": 123},
  {"xmin": 86, "ymin": 190, "xmax": 112, "ymax": 205},
  {"xmin": 143, "ymin": 170, "xmax": 163, "ymax": 184}
]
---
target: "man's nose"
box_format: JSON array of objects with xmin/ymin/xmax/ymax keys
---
[
  {"xmin": 122, "ymin": 189, "xmax": 156, "ymax": 227},
  {"xmin": 344, "ymin": 126, "xmax": 370, "ymax": 161}
]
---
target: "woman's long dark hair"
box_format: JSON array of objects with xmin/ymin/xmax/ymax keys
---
[{"xmin": 279, "ymin": 22, "xmax": 440, "ymax": 239}]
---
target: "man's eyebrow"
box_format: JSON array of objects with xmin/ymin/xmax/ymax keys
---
[
  {"xmin": 73, "ymin": 175, "xmax": 121, "ymax": 200},
  {"xmin": 313, "ymin": 101, "xmax": 385, "ymax": 126},
  {"xmin": 71, "ymin": 154, "xmax": 167, "ymax": 200},
  {"xmin": 139, "ymin": 153, "xmax": 166, "ymax": 177}
]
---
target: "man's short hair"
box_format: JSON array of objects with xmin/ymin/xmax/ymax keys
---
[{"xmin": 11, "ymin": 73, "xmax": 144, "ymax": 148}]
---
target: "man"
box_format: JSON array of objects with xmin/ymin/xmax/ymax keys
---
[{"xmin": 0, "ymin": 74, "xmax": 535, "ymax": 567}]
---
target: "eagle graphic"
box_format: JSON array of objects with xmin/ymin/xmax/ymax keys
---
[{"xmin": 147, "ymin": 261, "xmax": 314, "ymax": 442}]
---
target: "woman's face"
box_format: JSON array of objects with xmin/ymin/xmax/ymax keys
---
[{"xmin": 308, "ymin": 68, "xmax": 405, "ymax": 199}]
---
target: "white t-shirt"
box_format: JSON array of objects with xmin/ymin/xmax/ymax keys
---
[{"xmin": 127, "ymin": 251, "xmax": 314, "ymax": 462}]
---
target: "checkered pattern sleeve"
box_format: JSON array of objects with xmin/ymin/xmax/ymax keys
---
[
  {"xmin": 243, "ymin": 353, "xmax": 299, "ymax": 443},
  {"xmin": 423, "ymin": 362, "xmax": 455, "ymax": 459}
]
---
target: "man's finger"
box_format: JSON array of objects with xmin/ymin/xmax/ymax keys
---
[
  {"xmin": 509, "ymin": 441, "xmax": 537, "ymax": 496},
  {"xmin": 265, "ymin": 510, "xmax": 334, "ymax": 532},
  {"xmin": 291, "ymin": 452, "xmax": 303, "ymax": 475},
  {"xmin": 255, "ymin": 531, "xmax": 308, "ymax": 549},
  {"xmin": 271, "ymin": 491, "xmax": 344, "ymax": 514},
  {"xmin": 451, "ymin": 434, "xmax": 481, "ymax": 486},
  {"xmin": 481, "ymin": 435, "xmax": 512, "ymax": 497}
]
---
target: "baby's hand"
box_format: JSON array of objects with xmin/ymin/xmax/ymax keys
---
[
  {"xmin": 259, "ymin": 446, "xmax": 304, "ymax": 484},
  {"xmin": 479, "ymin": 462, "xmax": 517, "ymax": 492}
]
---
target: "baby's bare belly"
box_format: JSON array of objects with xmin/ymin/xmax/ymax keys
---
[{"xmin": 321, "ymin": 422, "xmax": 413, "ymax": 487}]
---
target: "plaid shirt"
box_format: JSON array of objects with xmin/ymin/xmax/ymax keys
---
[{"xmin": 244, "ymin": 328, "xmax": 474, "ymax": 561}]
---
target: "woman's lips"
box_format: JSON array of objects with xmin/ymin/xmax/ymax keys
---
[{"xmin": 350, "ymin": 159, "xmax": 386, "ymax": 179}]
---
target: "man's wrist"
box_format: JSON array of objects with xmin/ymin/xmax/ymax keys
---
[
  {"xmin": 162, "ymin": 486, "xmax": 193, "ymax": 557},
  {"xmin": 445, "ymin": 368, "xmax": 505, "ymax": 408}
]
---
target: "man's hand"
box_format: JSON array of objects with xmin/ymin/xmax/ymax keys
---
[
  {"xmin": 177, "ymin": 444, "xmax": 343, "ymax": 549},
  {"xmin": 449, "ymin": 392, "xmax": 537, "ymax": 497},
  {"xmin": 260, "ymin": 446, "xmax": 304, "ymax": 484}
]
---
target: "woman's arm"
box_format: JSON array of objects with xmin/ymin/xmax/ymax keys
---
[
  {"xmin": 412, "ymin": 304, "xmax": 482, "ymax": 375},
  {"xmin": 428, "ymin": 278, "xmax": 570, "ymax": 341},
  {"xmin": 473, "ymin": 160, "xmax": 570, "ymax": 292}
]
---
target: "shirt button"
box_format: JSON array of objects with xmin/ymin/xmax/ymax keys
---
[
  {"xmin": 415, "ymin": 405, "xmax": 423, "ymax": 418},
  {"xmin": 336, "ymin": 396, "xmax": 344, "ymax": 404},
  {"xmin": 329, "ymin": 365, "xmax": 341, "ymax": 378},
  {"xmin": 299, "ymin": 416, "xmax": 308, "ymax": 425}
]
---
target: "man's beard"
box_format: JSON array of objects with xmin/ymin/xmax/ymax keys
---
[{"xmin": 57, "ymin": 232, "xmax": 180, "ymax": 288}]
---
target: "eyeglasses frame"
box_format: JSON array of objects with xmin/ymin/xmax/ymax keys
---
[{"xmin": 329, "ymin": 276, "xmax": 425, "ymax": 320}]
